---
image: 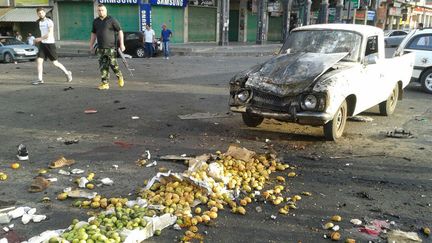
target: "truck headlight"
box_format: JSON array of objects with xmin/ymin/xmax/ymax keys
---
[
  {"xmin": 236, "ymin": 90, "xmax": 251, "ymax": 102},
  {"xmin": 303, "ymin": 94, "xmax": 318, "ymax": 109}
]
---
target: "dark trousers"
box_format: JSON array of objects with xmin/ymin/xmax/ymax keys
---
[{"xmin": 145, "ymin": 42, "xmax": 154, "ymax": 57}]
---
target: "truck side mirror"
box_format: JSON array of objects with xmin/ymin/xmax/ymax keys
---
[{"xmin": 365, "ymin": 54, "xmax": 378, "ymax": 65}]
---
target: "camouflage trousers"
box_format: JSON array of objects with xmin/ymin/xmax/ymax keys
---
[{"xmin": 97, "ymin": 48, "xmax": 123, "ymax": 83}]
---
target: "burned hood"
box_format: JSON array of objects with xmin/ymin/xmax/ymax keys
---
[{"xmin": 245, "ymin": 52, "xmax": 348, "ymax": 96}]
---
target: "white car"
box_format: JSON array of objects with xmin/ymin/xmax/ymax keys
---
[
  {"xmin": 384, "ymin": 29, "xmax": 408, "ymax": 47},
  {"xmin": 229, "ymin": 24, "xmax": 415, "ymax": 140},
  {"xmin": 395, "ymin": 28, "xmax": 432, "ymax": 93}
]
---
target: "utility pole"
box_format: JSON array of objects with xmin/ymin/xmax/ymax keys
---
[
  {"xmin": 335, "ymin": 0, "xmax": 344, "ymax": 23},
  {"xmin": 282, "ymin": 0, "xmax": 292, "ymax": 42},
  {"xmin": 303, "ymin": 0, "xmax": 312, "ymax": 25},
  {"xmin": 318, "ymin": 0, "xmax": 329, "ymax": 24},
  {"xmin": 256, "ymin": 0, "xmax": 268, "ymax": 44},
  {"xmin": 218, "ymin": 0, "xmax": 229, "ymax": 46}
]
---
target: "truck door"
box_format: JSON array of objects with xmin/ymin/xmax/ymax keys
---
[{"xmin": 356, "ymin": 35, "xmax": 387, "ymax": 112}]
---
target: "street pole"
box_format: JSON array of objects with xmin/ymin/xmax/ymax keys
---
[
  {"xmin": 256, "ymin": 0, "xmax": 268, "ymax": 44},
  {"xmin": 304, "ymin": 0, "xmax": 312, "ymax": 25},
  {"xmin": 282, "ymin": 0, "xmax": 292, "ymax": 42},
  {"xmin": 335, "ymin": 0, "xmax": 344, "ymax": 23},
  {"xmin": 218, "ymin": 0, "xmax": 229, "ymax": 46},
  {"xmin": 364, "ymin": 6, "xmax": 368, "ymax": 25},
  {"xmin": 318, "ymin": 0, "xmax": 329, "ymax": 24}
]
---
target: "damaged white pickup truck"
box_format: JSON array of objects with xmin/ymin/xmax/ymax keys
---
[{"xmin": 229, "ymin": 24, "xmax": 414, "ymax": 140}]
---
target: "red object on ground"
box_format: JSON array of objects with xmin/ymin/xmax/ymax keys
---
[
  {"xmin": 114, "ymin": 141, "xmax": 133, "ymax": 149},
  {"xmin": 359, "ymin": 226, "xmax": 381, "ymax": 236}
]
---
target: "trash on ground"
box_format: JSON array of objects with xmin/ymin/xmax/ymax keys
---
[
  {"xmin": 0, "ymin": 207, "xmax": 15, "ymax": 214},
  {"xmin": 386, "ymin": 128, "xmax": 414, "ymax": 138},
  {"xmin": 16, "ymin": 144, "xmax": 29, "ymax": 161},
  {"xmin": 131, "ymin": 116, "xmax": 140, "ymax": 120},
  {"xmin": 146, "ymin": 161, "xmax": 157, "ymax": 167},
  {"xmin": 177, "ymin": 112, "xmax": 232, "ymax": 120},
  {"xmin": 225, "ymin": 145, "xmax": 256, "ymax": 162},
  {"xmin": 84, "ymin": 109, "xmax": 97, "ymax": 114},
  {"xmin": 70, "ymin": 169, "xmax": 85, "ymax": 174},
  {"xmin": 159, "ymin": 155, "xmax": 194, "ymax": 161},
  {"xmin": 0, "ymin": 213, "xmax": 11, "ymax": 224},
  {"xmin": 66, "ymin": 189, "xmax": 97, "ymax": 199},
  {"xmin": 350, "ymin": 219, "xmax": 362, "ymax": 225},
  {"xmin": 348, "ymin": 116, "xmax": 374, "ymax": 122},
  {"xmin": 58, "ymin": 170, "xmax": 70, "ymax": 176},
  {"xmin": 64, "ymin": 139, "xmax": 79, "ymax": 145},
  {"xmin": 49, "ymin": 156, "xmax": 75, "ymax": 169},
  {"xmin": 28, "ymin": 176, "xmax": 51, "ymax": 193},
  {"xmin": 330, "ymin": 231, "xmax": 341, "ymax": 241},
  {"xmin": 78, "ymin": 177, "xmax": 89, "ymax": 188},
  {"xmin": 387, "ymin": 230, "xmax": 422, "ymax": 242},
  {"xmin": 100, "ymin": 178, "xmax": 114, "ymax": 186},
  {"xmin": 63, "ymin": 86, "xmax": 74, "ymax": 91}
]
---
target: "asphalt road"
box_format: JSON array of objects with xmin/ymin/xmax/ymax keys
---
[{"xmin": 0, "ymin": 54, "xmax": 431, "ymax": 242}]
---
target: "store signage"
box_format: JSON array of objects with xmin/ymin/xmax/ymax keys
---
[
  {"xmin": 189, "ymin": 0, "xmax": 214, "ymax": 6},
  {"xmin": 98, "ymin": 0, "xmax": 138, "ymax": 4},
  {"xmin": 15, "ymin": 0, "xmax": 48, "ymax": 6},
  {"xmin": 140, "ymin": 3, "xmax": 151, "ymax": 32},
  {"xmin": 149, "ymin": 0, "xmax": 188, "ymax": 7}
]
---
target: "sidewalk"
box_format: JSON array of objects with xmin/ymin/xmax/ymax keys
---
[{"xmin": 55, "ymin": 40, "xmax": 282, "ymax": 57}]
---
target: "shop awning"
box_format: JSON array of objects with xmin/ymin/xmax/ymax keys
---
[{"xmin": 0, "ymin": 7, "xmax": 52, "ymax": 22}]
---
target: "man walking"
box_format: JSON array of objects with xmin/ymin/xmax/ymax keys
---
[
  {"xmin": 32, "ymin": 7, "xmax": 72, "ymax": 85},
  {"xmin": 143, "ymin": 24, "xmax": 155, "ymax": 58},
  {"xmin": 161, "ymin": 24, "xmax": 172, "ymax": 59},
  {"xmin": 89, "ymin": 4, "xmax": 124, "ymax": 90}
]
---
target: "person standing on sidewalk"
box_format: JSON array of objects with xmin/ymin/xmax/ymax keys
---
[
  {"xmin": 32, "ymin": 7, "xmax": 72, "ymax": 85},
  {"xmin": 89, "ymin": 4, "xmax": 125, "ymax": 90},
  {"xmin": 161, "ymin": 24, "xmax": 172, "ymax": 59},
  {"xmin": 143, "ymin": 24, "xmax": 155, "ymax": 58}
]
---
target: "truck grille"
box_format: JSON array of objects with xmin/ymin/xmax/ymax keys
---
[{"xmin": 251, "ymin": 90, "xmax": 295, "ymax": 112}]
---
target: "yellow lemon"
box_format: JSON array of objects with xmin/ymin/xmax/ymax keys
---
[{"xmin": 11, "ymin": 163, "xmax": 20, "ymax": 169}]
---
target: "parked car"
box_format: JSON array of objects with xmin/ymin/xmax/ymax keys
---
[
  {"xmin": 384, "ymin": 30, "xmax": 408, "ymax": 47},
  {"xmin": 0, "ymin": 36, "xmax": 38, "ymax": 63},
  {"xmin": 229, "ymin": 24, "xmax": 414, "ymax": 140},
  {"xmin": 124, "ymin": 31, "xmax": 162, "ymax": 58},
  {"xmin": 394, "ymin": 28, "xmax": 432, "ymax": 93}
]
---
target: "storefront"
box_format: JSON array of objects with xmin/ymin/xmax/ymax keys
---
[
  {"xmin": 56, "ymin": 1, "xmax": 93, "ymax": 40},
  {"xmin": 150, "ymin": 0, "xmax": 185, "ymax": 43},
  {"xmin": 188, "ymin": 0, "xmax": 217, "ymax": 42}
]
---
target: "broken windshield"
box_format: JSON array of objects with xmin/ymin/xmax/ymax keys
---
[{"xmin": 280, "ymin": 30, "xmax": 362, "ymax": 62}]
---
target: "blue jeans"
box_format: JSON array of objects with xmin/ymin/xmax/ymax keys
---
[
  {"xmin": 163, "ymin": 41, "xmax": 170, "ymax": 57},
  {"xmin": 145, "ymin": 42, "xmax": 153, "ymax": 57}
]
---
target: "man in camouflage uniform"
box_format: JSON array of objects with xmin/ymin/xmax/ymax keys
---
[{"xmin": 89, "ymin": 4, "xmax": 124, "ymax": 90}]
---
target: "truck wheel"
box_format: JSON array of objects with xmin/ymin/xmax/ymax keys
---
[
  {"xmin": 379, "ymin": 85, "xmax": 398, "ymax": 116},
  {"xmin": 135, "ymin": 47, "xmax": 145, "ymax": 58},
  {"xmin": 242, "ymin": 113, "xmax": 264, "ymax": 127},
  {"xmin": 323, "ymin": 100, "xmax": 347, "ymax": 141},
  {"xmin": 420, "ymin": 69, "xmax": 432, "ymax": 94},
  {"xmin": 4, "ymin": 53, "xmax": 13, "ymax": 63}
]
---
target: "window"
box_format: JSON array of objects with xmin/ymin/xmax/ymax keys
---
[
  {"xmin": 392, "ymin": 31, "xmax": 407, "ymax": 36},
  {"xmin": 365, "ymin": 36, "xmax": 378, "ymax": 57},
  {"xmin": 407, "ymin": 34, "xmax": 432, "ymax": 51}
]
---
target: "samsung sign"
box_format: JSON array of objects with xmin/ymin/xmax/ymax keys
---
[
  {"xmin": 98, "ymin": 0, "xmax": 138, "ymax": 4},
  {"xmin": 149, "ymin": 0, "xmax": 188, "ymax": 7}
]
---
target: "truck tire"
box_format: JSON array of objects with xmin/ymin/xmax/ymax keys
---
[
  {"xmin": 4, "ymin": 53, "xmax": 13, "ymax": 63},
  {"xmin": 323, "ymin": 100, "xmax": 347, "ymax": 141},
  {"xmin": 379, "ymin": 85, "xmax": 398, "ymax": 116},
  {"xmin": 420, "ymin": 69, "xmax": 432, "ymax": 94},
  {"xmin": 135, "ymin": 47, "xmax": 145, "ymax": 58},
  {"xmin": 242, "ymin": 113, "xmax": 264, "ymax": 127}
]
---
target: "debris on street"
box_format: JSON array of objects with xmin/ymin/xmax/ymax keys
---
[
  {"xmin": 387, "ymin": 230, "xmax": 422, "ymax": 242},
  {"xmin": 348, "ymin": 116, "xmax": 374, "ymax": 122},
  {"xmin": 28, "ymin": 177, "xmax": 51, "ymax": 193},
  {"xmin": 49, "ymin": 156, "xmax": 75, "ymax": 169},
  {"xmin": 177, "ymin": 112, "xmax": 232, "ymax": 120},
  {"xmin": 386, "ymin": 128, "xmax": 414, "ymax": 138}
]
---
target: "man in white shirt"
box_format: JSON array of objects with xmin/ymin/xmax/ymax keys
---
[
  {"xmin": 143, "ymin": 24, "xmax": 155, "ymax": 58},
  {"xmin": 27, "ymin": 33, "xmax": 35, "ymax": 45},
  {"xmin": 32, "ymin": 7, "xmax": 72, "ymax": 85}
]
